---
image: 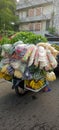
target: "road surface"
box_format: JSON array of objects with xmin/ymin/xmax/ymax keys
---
[{"xmin": 0, "ymin": 77, "xmax": 59, "ymax": 130}]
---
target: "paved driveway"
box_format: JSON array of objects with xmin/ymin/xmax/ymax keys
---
[{"xmin": 0, "ymin": 77, "xmax": 59, "ymax": 130}]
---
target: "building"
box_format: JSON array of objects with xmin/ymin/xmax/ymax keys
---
[{"xmin": 16, "ymin": 0, "xmax": 59, "ymax": 35}]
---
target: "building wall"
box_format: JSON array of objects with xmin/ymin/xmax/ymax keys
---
[
  {"xmin": 53, "ymin": 0, "xmax": 59, "ymax": 34},
  {"xmin": 43, "ymin": 4, "xmax": 53, "ymax": 14},
  {"xmin": 16, "ymin": 0, "xmax": 59, "ymax": 35}
]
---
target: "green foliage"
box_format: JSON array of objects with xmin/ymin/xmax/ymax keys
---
[
  {"xmin": 7, "ymin": 30, "xmax": 15, "ymax": 37},
  {"xmin": 0, "ymin": 31, "xmax": 47, "ymax": 45},
  {"xmin": 48, "ymin": 27, "xmax": 56, "ymax": 35},
  {"xmin": 11, "ymin": 31, "xmax": 47, "ymax": 44},
  {"xmin": 0, "ymin": 30, "xmax": 15, "ymax": 37},
  {"xmin": 0, "ymin": 37, "xmax": 11, "ymax": 45},
  {"xmin": 0, "ymin": 0, "xmax": 18, "ymax": 31}
]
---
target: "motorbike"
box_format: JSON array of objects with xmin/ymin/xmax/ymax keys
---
[{"xmin": 11, "ymin": 76, "xmax": 49, "ymax": 95}]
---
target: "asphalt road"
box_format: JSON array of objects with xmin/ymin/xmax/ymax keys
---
[{"xmin": 0, "ymin": 76, "xmax": 59, "ymax": 130}]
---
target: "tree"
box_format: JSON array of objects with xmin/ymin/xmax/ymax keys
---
[{"xmin": 0, "ymin": 0, "xmax": 18, "ymax": 31}]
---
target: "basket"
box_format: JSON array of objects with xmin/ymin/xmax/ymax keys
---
[{"xmin": 24, "ymin": 79, "xmax": 47, "ymax": 92}]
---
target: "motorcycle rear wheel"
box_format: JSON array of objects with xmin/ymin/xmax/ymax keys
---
[{"xmin": 15, "ymin": 86, "xmax": 26, "ymax": 95}]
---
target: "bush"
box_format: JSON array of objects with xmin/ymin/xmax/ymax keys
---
[
  {"xmin": 0, "ymin": 31, "xmax": 47, "ymax": 45},
  {"xmin": 11, "ymin": 31, "xmax": 47, "ymax": 44},
  {"xmin": 48, "ymin": 27, "xmax": 56, "ymax": 35},
  {"xmin": 0, "ymin": 30, "xmax": 15, "ymax": 37},
  {"xmin": 6, "ymin": 30, "xmax": 15, "ymax": 37},
  {"xmin": 0, "ymin": 37, "xmax": 11, "ymax": 45}
]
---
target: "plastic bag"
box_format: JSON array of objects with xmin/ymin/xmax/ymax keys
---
[
  {"xmin": 2, "ymin": 44, "xmax": 12, "ymax": 54},
  {"xmin": 10, "ymin": 61, "xmax": 20, "ymax": 69},
  {"xmin": 23, "ymin": 66, "xmax": 33, "ymax": 80},
  {"xmin": 14, "ymin": 70, "xmax": 22, "ymax": 78},
  {"xmin": 15, "ymin": 44, "xmax": 27, "ymax": 59},
  {"xmin": 1, "ymin": 64, "xmax": 9, "ymax": 74},
  {"xmin": 28, "ymin": 46, "xmax": 37, "ymax": 66},
  {"xmin": 46, "ymin": 71, "xmax": 56, "ymax": 81},
  {"xmin": 34, "ymin": 48, "xmax": 39, "ymax": 67},
  {"xmin": 22, "ymin": 45, "xmax": 35, "ymax": 62},
  {"xmin": 18, "ymin": 61, "xmax": 27, "ymax": 73},
  {"xmin": 7, "ymin": 66, "xmax": 14, "ymax": 76},
  {"xmin": 46, "ymin": 49, "xmax": 57, "ymax": 69}
]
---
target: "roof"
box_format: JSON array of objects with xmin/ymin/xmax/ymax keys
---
[{"xmin": 16, "ymin": 0, "xmax": 53, "ymax": 10}]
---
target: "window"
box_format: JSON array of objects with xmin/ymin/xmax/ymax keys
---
[
  {"xmin": 35, "ymin": 22, "xmax": 41, "ymax": 31},
  {"xmin": 28, "ymin": 8, "xmax": 34, "ymax": 17},
  {"xmin": 46, "ymin": 20, "xmax": 50, "ymax": 30},
  {"xmin": 29, "ymin": 23, "xmax": 33, "ymax": 30},
  {"xmin": 36, "ymin": 7, "xmax": 41, "ymax": 16},
  {"xmin": 19, "ymin": 11, "xmax": 27, "ymax": 19}
]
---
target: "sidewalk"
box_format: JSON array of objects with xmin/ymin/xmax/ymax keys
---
[{"xmin": 0, "ymin": 79, "xmax": 13, "ymax": 97}]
